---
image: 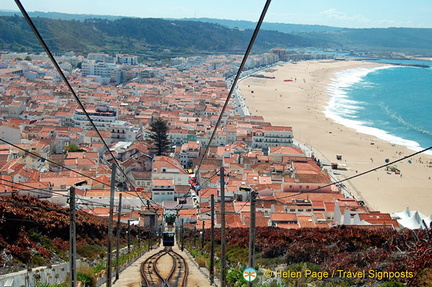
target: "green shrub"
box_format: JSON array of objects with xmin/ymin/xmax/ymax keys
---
[
  {"xmin": 379, "ymin": 282, "xmax": 406, "ymax": 287},
  {"xmin": 31, "ymin": 255, "xmax": 48, "ymax": 267},
  {"xmin": 76, "ymin": 245, "xmax": 106, "ymax": 261},
  {"xmin": 77, "ymin": 266, "xmax": 97, "ymax": 287}
]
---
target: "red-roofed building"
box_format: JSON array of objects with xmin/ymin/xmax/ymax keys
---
[
  {"xmin": 251, "ymin": 125, "xmax": 293, "ymax": 149},
  {"xmin": 270, "ymin": 212, "xmax": 297, "ymax": 227},
  {"xmin": 152, "ymin": 156, "xmax": 189, "ymax": 185},
  {"xmin": 152, "ymin": 178, "xmax": 175, "ymax": 202}
]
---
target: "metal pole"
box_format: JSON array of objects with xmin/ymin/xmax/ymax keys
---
[
  {"xmin": 181, "ymin": 219, "xmax": 185, "ymax": 251},
  {"xmin": 69, "ymin": 186, "xmax": 76, "ymax": 287},
  {"xmin": 194, "ymin": 226, "xmax": 197, "ymax": 247},
  {"xmin": 220, "ymin": 167, "xmax": 227, "ymax": 287},
  {"xmin": 127, "ymin": 220, "xmax": 131, "ymax": 253},
  {"xmin": 210, "ymin": 194, "xmax": 215, "ymax": 284},
  {"xmin": 115, "ymin": 194, "xmax": 122, "ymax": 281},
  {"xmin": 201, "ymin": 220, "xmax": 205, "ymax": 249},
  {"xmin": 107, "ymin": 163, "xmax": 116, "ymax": 287},
  {"xmin": 138, "ymin": 228, "xmax": 141, "ymax": 249},
  {"xmin": 248, "ymin": 190, "xmax": 257, "ymax": 287}
]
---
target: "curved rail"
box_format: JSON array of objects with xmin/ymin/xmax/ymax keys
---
[
  {"xmin": 141, "ymin": 247, "xmax": 188, "ymax": 287},
  {"xmin": 168, "ymin": 249, "xmax": 188, "ymax": 287},
  {"xmin": 141, "ymin": 249, "xmax": 168, "ymax": 287}
]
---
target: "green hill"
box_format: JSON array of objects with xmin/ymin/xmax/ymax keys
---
[
  {"xmin": 1, "ymin": 14, "xmax": 432, "ymax": 55},
  {"xmin": 0, "ymin": 15, "xmax": 324, "ymax": 54}
]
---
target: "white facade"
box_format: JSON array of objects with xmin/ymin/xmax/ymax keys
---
[
  {"xmin": 252, "ymin": 126, "xmax": 294, "ymax": 149},
  {"xmin": 87, "ymin": 53, "xmax": 112, "ymax": 62},
  {"xmin": 110, "ymin": 121, "xmax": 139, "ymax": 141},
  {"xmin": 116, "ymin": 54, "xmax": 139, "ymax": 65},
  {"xmin": 81, "ymin": 60, "xmax": 119, "ymax": 82},
  {"xmin": 151, "ymin": 180, "xmax": 175, "ymax": 202},
  {"xmin": 151, "ymin": 156, "xmax": 189, "ymax": 186},
  {"xmin": 0, "ymin": 125, "xmax": 21, "ymax": 144},
  {"xmin": 73, "ymin": 104, "xmax": 118, "ymax": 130}
]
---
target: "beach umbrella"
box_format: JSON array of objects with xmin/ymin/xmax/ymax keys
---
[{"xmin": 385, "ymin": 158, "xmax": 390, "ymax": 163}]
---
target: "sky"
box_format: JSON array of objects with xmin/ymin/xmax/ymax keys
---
[{"xmin": 3, "ymin": 0, "xmax": 432, "ymax": 29}]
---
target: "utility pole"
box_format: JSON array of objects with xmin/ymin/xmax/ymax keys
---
[
  {"xmin": 127, "ymin": 220, "xmax": 131, "ymax": 253},
  {"xmin": 201, "ymin": 220, "xmax": 205, "ymax": 249},
  {"xmin": 115, "ymin": 194, "xmax": 122, "ymax": 281},
  {"xmin": 210, "ymin": 194, "xmax": 215, "ymax": 284},
  {"xmin": 69, "ymin": 180, "xmax": 87, "ymax": 287},
  {"xmin": 248, "ymin": 189, "xmax": 257, "ymax": 287},
  {"xmin": 69, "ymin": 186, "xmax": 76, "ymax": 287},
  {"xmin": 220, "ymin": 167, "xmax": 227, "ymax": 287},
  {"xmin": 181, "ymin": 219, "xmax": 185, "ymax": 251},
  {"xmin": 107, "ymin": 163, "xmax": 116, "ymax": 287}
]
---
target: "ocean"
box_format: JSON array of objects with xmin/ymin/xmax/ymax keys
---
[{"xmin": 325, "ymin": 60, "xmax": 432, "ymax": 155}]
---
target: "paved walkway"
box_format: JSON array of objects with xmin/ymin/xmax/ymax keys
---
[{"xmin": 111, "ymin": 244, "xmax": 214, "ymax": 287}]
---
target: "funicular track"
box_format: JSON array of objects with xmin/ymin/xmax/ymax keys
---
[{"xmin": 141, "ymin": 247, "xmax": 188, "ymax": 287}]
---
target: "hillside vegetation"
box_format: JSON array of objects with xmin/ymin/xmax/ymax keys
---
[
  {"xmin": 0, "ymin": 194, "xmax": 147, "ymax": 274},
  {"xmin": 1, "ymin": 15, "xmax": 432, "ymax": 55},
  {"xmin": 185, "ymin": 227, "xmax": 432, "ymax": 286},
  {"xmin": 0, "ymin": 16, "xmax": 323, "ymax": 54}
]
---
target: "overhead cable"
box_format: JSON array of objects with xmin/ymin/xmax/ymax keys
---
[
  {"xmin": 195, "ymin": 0, "xmax": 272, "ymax": 175},
  {"xmin": 14, "ymin": 0, "xmax": 146, "ymax": 206},
  {"xmin": 277, "ymin": 145, "xmax": 432, "ymax": 199}
]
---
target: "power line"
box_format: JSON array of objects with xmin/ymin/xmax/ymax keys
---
[
  {"xmin": 0, "ymin": 177, "xmax": 110, "ymax": 208},
  {"xmin": 0, "ymin": 137, "xmax": 148, "ymax": 208},
  {"xmin": 216, "ymin": 146, "xmax": 432, "ymax": 214},
  {"xmin": 0, "ymin": 176, "xmax": 147, "ymax": 211},
  {"xmin": 0, "ymin": 198, "xmax": 67, "ymax": 214},
  {"xmin": 275, "ymin": 146, "xmax": 432, "ymax": 200},
  {"xmin": 195, "ymin": 0, "xmax": 272, "ymax": 175},
  {"xmin": 0, "ymin": 138, "xmax": 110, "ymax": 187},
  {"xmin": 0, "ymin": 177, "xmax": 54, "ymax": 194},
  {"xmin": 14, "ymin": 0, "xmax": 146, "ymax": 206}
]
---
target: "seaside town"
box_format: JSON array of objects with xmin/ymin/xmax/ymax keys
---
[{"xmin": 2, "ymin": 48, "xmax": 427, "ymax": 234}]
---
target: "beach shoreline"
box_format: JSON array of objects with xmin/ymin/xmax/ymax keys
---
[{"xmin": 239, "ymin": 59, "xmax": 432, "ymax": 215}]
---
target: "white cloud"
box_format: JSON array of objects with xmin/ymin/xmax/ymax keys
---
[
  {"xmin": 320, "ymin": 9, "xmax": 349, "ymax": 20},
  {"xmin": 320, "ymin": 8, "xmax": 383, "ymax": 28}
]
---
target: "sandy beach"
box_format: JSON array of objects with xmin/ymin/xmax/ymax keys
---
[{"xmin": 239, "ymin": 59, "xmax": 432, "ymax": 215}]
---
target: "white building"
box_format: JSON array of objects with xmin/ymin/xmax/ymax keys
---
[
  {"xmin": 81, "ymin": 60, "xmax": 120, "ymax": 84},
  {"xmin": 151, "ymin": 156, "xmax": 189, "ymax": 186},
  {"xmin": 151, "ymin": 178, "xmax": 175, "ymax": 202},
  {"xmin": 110, "ymin": 121, "xmax": 139, "ymax": 141},
  {"xmin": 87, "ymin": 53, "xmax": 112, "ymax": 62},
  {"xmin": 72, "ymin": 103, "xmax": 118, "ymax": 130},
  {"xmin": 177, "ymin": 141, "xmax": 201, "ymax": 169},
  {"xmin": 252, "ymin": 126, "xmax": 294, "ymax": 149},
  {"xmin": 116, "ymin": 54, "xmax": 139, "ymax": 65},
  {"xmin": 0, "ymin": 125, "xmax": 21, "ymax": 144}
]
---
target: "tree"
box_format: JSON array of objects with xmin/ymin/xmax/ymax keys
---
[
  {"xmin": 64, "ymin": 144, "xmax": 84, "ymax": 153},
  {"xmin": 148, "ymin": 117, "xmax": 171, "ymax": 156}
]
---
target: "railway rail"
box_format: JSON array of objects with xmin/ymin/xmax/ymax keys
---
[{"xmin": 141, "ymin": 247, "xmax": 189, "ymax": 287}]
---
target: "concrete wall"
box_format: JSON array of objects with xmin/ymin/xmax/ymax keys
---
[{"xmin": 0, "ymin": 261, "xmax": 76, "ymax": 287}]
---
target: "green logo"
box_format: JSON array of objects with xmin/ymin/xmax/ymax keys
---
[{"xmin": 243, "ymin": 267, "xmax": 258, "ymax": 282}]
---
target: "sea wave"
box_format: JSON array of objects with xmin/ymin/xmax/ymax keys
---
[{"xmin": 325, "ymin": 64, "xmax": 432, "ymax": 155}]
